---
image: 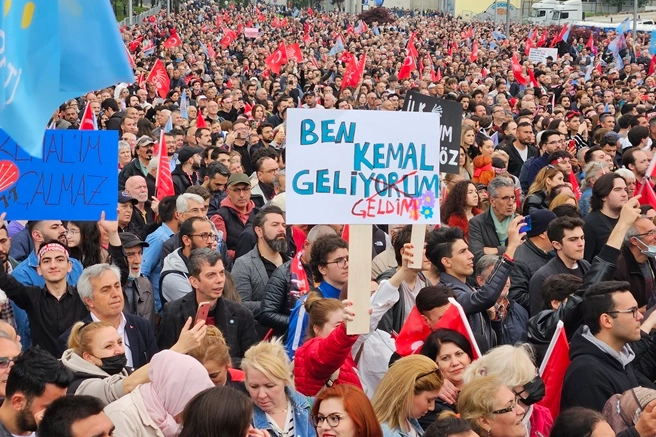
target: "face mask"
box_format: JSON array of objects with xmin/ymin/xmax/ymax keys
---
[
  {"xmin": 96, "ymin": 353, "xmax": 127, "ymax": 375},
  {"xmin": 636, "ymin": 237, "xmax": 656, "ymax": 258},
  {"xmin": 517, "ymin": 376, "xmax": 545, "ymax": 406}
]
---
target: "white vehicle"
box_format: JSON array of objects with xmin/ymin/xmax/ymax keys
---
[{"xmin": 529, "ymin": 0, "xmax": 583, "ymax": 25}]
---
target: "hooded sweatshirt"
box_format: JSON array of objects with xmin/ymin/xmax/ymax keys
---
[
  {"xmin": 161, "ymin": 248, "xmax": 192, "ymax": 303},
  {"xmin": 61, "ymin": 349, "xmax": 129, "ymax": 404},
  {"xmin": 561, "ymin": 325, "xmax": 655, "ymax": 412}
]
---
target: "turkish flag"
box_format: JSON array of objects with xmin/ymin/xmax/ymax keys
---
[
  {"xmin": 146, "ymin": 59, "xmax": 170, "ymax": 98},
  {"xmin": 79, "ymin": 103, "xmax": 97, "ymax": 130},
  {"xmin": 265, "ymin": 42, "xmax": 288, "ymax": 74},
  {"xmin": 469, "ymin": 40, "xmax": 478, "ymax": 62},
  {"xmin": 155, "ymin": 131, "xmax": 175, "ymax": 200},
  {"xmin": 398, "ymin": 54, "xmax": 415, "ymax": 80},
  {"xmin": 537, "ymin": 321, "xmax": 570, "ymax": 419},
  {"xmin": 286, "ymin": 43, "xmax": 303, "ymax": 63},
  {"xmin": 435, "ymin": 298, "xmax": 482, "ymax": 359},
  {"xmin": 395, "ymin": 306, "xmax": 432, "ymax": 356},
  {"xmin": 512, "ymin": 55, "xmax": 528, "ymax": 86},
  {"xmin": 128, "ymin": 36, "xmax": 143, "ymax": 52},
  {"xmin": 164, "ymin": 34, "xmax": 182, "ymax": 49},
  {"xmin": 407, "ymin": 32, "xmax": 419, "ymax": 58}
]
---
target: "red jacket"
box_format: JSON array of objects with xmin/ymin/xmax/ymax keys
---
[
  {"xmin": 446, "ymin": 208, "xmax": 481, "ymax": 240},
  {"xmin": 293, "ymin": 323, "xmax": 362, "ymax": 396}
]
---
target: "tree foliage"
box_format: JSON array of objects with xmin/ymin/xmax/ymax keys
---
[{"xmin": 357, "ymin": 7, "xmax": 396, "ymax": 25}]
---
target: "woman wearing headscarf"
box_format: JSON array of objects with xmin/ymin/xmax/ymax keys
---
[{"xmin": 104, "ymin": 350, "xmax": 214, "ymax": 437}]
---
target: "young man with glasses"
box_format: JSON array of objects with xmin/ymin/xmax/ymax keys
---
[
  {"xmin": 615, "ymin": 216, "xmax": 656, "ymax": 310},
  {"xmin": 562, "ymin": 280, "xmax": 656, "ymax": 413},
  {"xmin": 469, "ymin": 177, "xmax": 520, "ymax": 264},
  {"xmin": 310, "ymin": 235, "xmax": 349, "ymax": 300}
]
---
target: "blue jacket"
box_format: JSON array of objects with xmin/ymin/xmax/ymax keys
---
[
  {"xmin": 252, "ymin": 387, "xmax": 315, "ymax": 437},
  {"xmin": 381, "ymin": 418, "xmax": 423, "ymax": 437},
  {"xmin": 11, "ymin": 251, "xmax": 83, "ymax": 348},
  {"xmin": 141, "ymin": 222, "xmax": 175, "ymax": 312}
]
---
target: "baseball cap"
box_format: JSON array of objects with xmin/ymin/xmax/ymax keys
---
[
  {"xmin": 118, "ymin": 191, "xmax": 138, "ymax": 205},
  {"xmin": 135, "ymin": 136, "xmax": 156, "ymax": 149},
  {"xmin": 177, "ymin": 145, "xmax": 202, "ymax": 164},
  {"xmin": 197, "ymin": 95, "xmax": 208, "ymax": 101},
  {"xmin": 119, "ymin": 232, "xmax": 150, "ymax": 248},
  {"xmin": 227, "ymin": 173, "xmax": 251, "ymax": 187}
]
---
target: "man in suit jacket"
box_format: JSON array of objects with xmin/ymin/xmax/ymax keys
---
[
  {"xmin": 469, "ymin": 177, "xmax": 518, "ymax": 264},
  {"xmin": 157, "ymin": 248, "xmax": 257, "ymax": 367}
]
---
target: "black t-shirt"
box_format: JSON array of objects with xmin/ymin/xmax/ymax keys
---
[{"xmin": 583, "ymin": 210, "xmax": 618, "ymax": 262}]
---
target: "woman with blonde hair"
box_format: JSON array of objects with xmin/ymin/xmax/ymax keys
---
[
  {"xmin": 241, "ymin": 340, "xmax": 314, "ymax": 437},
  {"xmin": 464, "ymin": 344, "xmax": 553, "ymax": 437},
  {"xmin": 372, "ymin": 354, "xmax": 443, "ymax": 437},
  {"xmin": 461, "ymin": 125, "xmax": 477, "ymax": 160},
  {"xmin": 549, "ymin": 193, "xmax": 578, "ymax": 211},
  {"xmin": 522, "ymin": 166, "xmax": 565, "ymax": 215},
  {"xmin": 458, "ymin": 375, "xmax": 526, "ymax": 437},
  {"xmin": 460, "ymin": 146, "xmax": 473, "ymax": 180},
  {"xmin": 188, "ymin": 325, "xmax": 244, "ymax": 387}
]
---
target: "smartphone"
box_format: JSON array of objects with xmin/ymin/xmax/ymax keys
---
[
  {"xmin": 195, "ymin": 302, "xmax": 211, "ymax": 324},
  {"xmin": 519, "ymin": 216, "xmax": 532, "ymax": 234}
]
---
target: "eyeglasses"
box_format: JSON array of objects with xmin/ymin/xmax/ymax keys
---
[
  {"xmin": 192, "ymin": 233, "xmax": 220, "ymax": 242},
  {"xmin": 491, "ymin": 399, "xmax": 520, "ymax": 415},
  {"xmin": 325, "ymin": 256, "xmax": 349, "ymax": 268},
  {"xmin": 230, "ymin": 186, "xmax": 251, "ymax": 194},
  {"xmin": 0, "ymin": 357, "xmax": 15, "ymax": 369},
  {"xmin": 66, "ymin": 229, "xmax": 80, "ymax": 235},
  {"xmin": 606, "ymin": 307, "xmax": 640, "ymax": 319},
  {"xmin": 634, "ymin": 230, "xmax": 656, "ymax": 238},
  {"xmin": 493, "ymin": 195, "xmax": 516, "ymax": 203},
  {"xmin": 547, "ymin": 139, "xmax": 566, "ymax": 145},
  {"xmin": 311, "ymin": 414, "xmax": 343, "ymax": 428}
]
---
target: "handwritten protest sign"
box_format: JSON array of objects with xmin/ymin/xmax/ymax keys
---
[
  {"xmin": 0, "ymin": 129, "xmax": 118, "ymax": 220},
  {"xmin": 402, "ymin": 91, "xmax": 461, "ymax": 175},
  {"xmin": 528, "ymin": 48, "xmax": 558, "ymax": 64},
  {"xmin": 286, "ymin": 109, "xmax": 441, "ymax": 225}
]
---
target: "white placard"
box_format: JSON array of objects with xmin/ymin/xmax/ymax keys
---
[
  {"xmin": 285, "ymin": 109, "xmax": 441, "ymax": 225},
  {"xmin": 528, "ymin": 48, "xmax": 558, "ymax": 64}
]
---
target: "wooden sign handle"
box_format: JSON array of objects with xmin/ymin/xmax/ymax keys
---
[{"xmin": 346, "ymin": 224, "xmax": 372, "ymax": 335}]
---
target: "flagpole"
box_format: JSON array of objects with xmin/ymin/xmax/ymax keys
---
[
  {"xmin": 128, "ymin": 0, "xmax": 133, "ymax": 26},
  {"xmin": 505, "ymin": 0, "xmax": 511, "ymax": 39},
  {"xmin": 633, "ymin": 0, "xmax": 638, "ymax": 42}
]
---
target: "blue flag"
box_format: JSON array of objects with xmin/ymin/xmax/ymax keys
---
[
  {"xmin": 584, "ymin": 62, "xmax": 594, "ymax": 81},
  {"xmin": 328, "ymin": 36, "xmax": 344, "ymax": 56},
  {"xmin": 373, "ymin": 26, "xmax": 380, "ymax": 36},
  {"xmin": 492, "ymin": 30, "xmax": 506, "ymax": 40},
  {"xmin": 650, "ymin": 30, "xmax": 656, "ymax": 55},
  {"xmin": 616, "ymin": 17, "xmax": 629, "ymax": 34},
  {"xmin": 199, "ymin": 41, "xmax": 209, "ymax": 58},
  {"xmin": 0, "ymin": 1, "xmax": 134, "ymax": 158},
  {"xmin": 164, "ymin": 115, "xmax": 173, "ymax": 134},
  {"xmin": 180, "ymin": 90, "xmax": 189, "ymax": 119}
]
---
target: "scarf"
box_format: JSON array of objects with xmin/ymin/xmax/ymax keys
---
[
  {"xmin": 289, "ymin": 250, "xmax": 310, "ymax": 307},
  {"xmin": 139, "ymin": 351, "xmax": 213, "ymax": 437},
  {"xmin": 490, "ymin": 210, "xmax": 513, "ymax": 245}
]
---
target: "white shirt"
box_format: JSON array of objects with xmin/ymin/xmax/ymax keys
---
[{"xmin": 90, "ymin": 312, "xmax": 133, "ymax": 368}]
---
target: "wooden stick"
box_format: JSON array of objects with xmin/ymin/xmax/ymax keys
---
[
  {"xmin": 347, "ymin": 224, "xmax": 372, "ymax": 335},
  {"xmin": 408, "ymin": 224, "xmax": 427, "ymax": 270}
]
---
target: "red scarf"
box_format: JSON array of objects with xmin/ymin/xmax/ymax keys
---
[{"xmin": 289, "ymin": 251, "xmax": 310, "ymax": 301}]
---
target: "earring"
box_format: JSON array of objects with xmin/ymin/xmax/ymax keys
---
[{"xmin": 487, "ymin": 430, "xmax": 491, "ymax": 436}]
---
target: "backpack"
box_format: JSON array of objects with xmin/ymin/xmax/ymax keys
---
[{"xmin": 158, "ymin": 269, "xmax": 189, "ymax": 306}]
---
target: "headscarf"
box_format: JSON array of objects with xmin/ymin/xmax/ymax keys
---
[{"xmin": 139, "ymin": 350, "xmax": 213, "ymax": 437}]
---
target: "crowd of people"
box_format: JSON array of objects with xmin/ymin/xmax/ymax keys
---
[{"xmin": 9, "ymin": 0, "xmax": 656, "ymax": 436}]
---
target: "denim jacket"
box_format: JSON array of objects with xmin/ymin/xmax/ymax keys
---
[
  {"xmin": 381, "ymin": 418, "xmax": 424, "ymax": 437},
  {"xmin": 252, "ymin": 387, "xmax": 316, "ymax": 437}
]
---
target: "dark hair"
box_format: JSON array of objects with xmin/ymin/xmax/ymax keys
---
[
  {"xmin": 540, "ymin": 129, "xmax": 562, "ymax": 148},
  {"xmin": 583, "ymin": 281, "xmax": 631, "ymax": 334},
  {"xmin": 100, "ymin": 98, "xmax": 118, "ymax": 112},
  {"xmin": 310, "ymin": 234, "xmax": 348, "ymax": 282},
  {"xmin": 180, "ymin": 216, "xmax": 207, "ymax": 241},
  {"xmin": 66, "ymin": 221, "xmax": 103, "ymax": 268},
  {"xmin": 424, "ymin": 411, "xmax": 473, "ymax": 437},
  {"xmin": 547, "ymin": 150, "xmax": 571, "ymax": 164},
  {"xmin": 441, "ymin": 181, "xmax": 476, "ymax": 223},
  {"xmin": 591, "ymin": 173, "xmax": 624, "ymax": 211},
  {"xmin": 185, "ymin": 185, "xmax": 210, "ymax": 200},
  {"xmin": 179, "ymin": 386, "xmax": 252, "ymax": 437},
  {"xmin": 252, "ymin": 147, "xmax": 279, "ymax": 167},
  {"xmin": 640, "ymin": 204, "xmax": 655, "ymax": 215},
  {"xmin": 420, "ymin": 329, "xmax": 474, "ymax": 363},
  {"xmin": 158, "ymin": 195, "xmax": 178, "ymax": 223},
  {"xmin": 628, "ymin": 126, "xmax": 649, "ymax": 147},
  {"xmin": 416, "ymin": 285, "xmax": 456, "ymax": 313},
  {"xmin": 392, "ymin": 225, "xmax": 413, "ymax": 266},
  {"xmin": 584, "ymin": 146, "xmax": 604, "ymax": 164},
  {"xmin": 253, "ymin": 205, "xmax": 285, "ymax": 229},
  {"xmin": 547, "ymin": 216, "xmax": 585, "ymax": 244},
  {"xmin": 256, "ymin": 121, "xmax": 274, "ymax": 135},
  {"xmin": 549, "ymin": 407, "xmax": 607, "ymax": 437},
  {"xmin": 426, "ymin": 227, "xmax": 466, "ymax": 273},
  {"xmin": 552, "ymin": 204, "xmax": 581, "ymax": 218},
  {"xmin": 38, "ymin": 395, "xmax": 106, "ymax": 437},
  {"xmin": 622, "ymin": 147, "xmax": 645, "ymax": 171},
  {"xmin": 195, "ymin": 128, "xmax": 210, "ymax": 138},
  {"xmin": 6, "ymin": 347, "xmax": 73, "ymax": 399},
  {"xmin": 542, "ymin": 274, "xmax": 582, "ymax": 310},
  {"xmin": 205, "ymin": 161, "xmax": 230, "ymax": 179},
  {"xmin": 188, "ymin": 248, "xmax": 224, "ymax": 278}
]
